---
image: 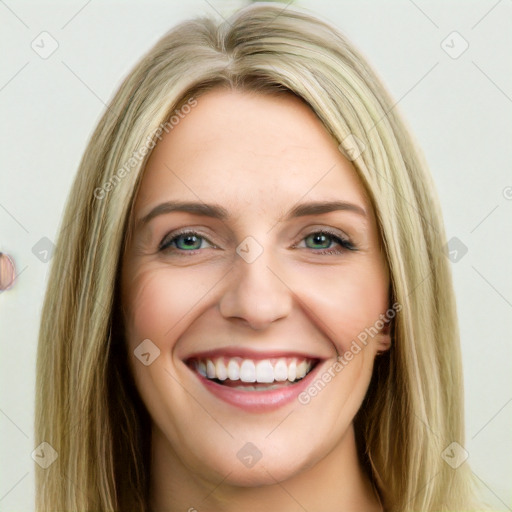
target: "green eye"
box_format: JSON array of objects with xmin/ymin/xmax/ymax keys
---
[
  {"xmin": 159, "ymin": 229, "xmax": 356, "ymax": 255},
  {"xmin": 305, "ymin": 232, "xmax": 334, "ymax": 249},
  {"xmin": 159, "ymin": 232, "xmax": 209, "ymax": 252},
  {"xmin": 176, "ymin": 234, "xmax": 202, "ymax": 250},
  {"xmin": 301, "ymin": 231, "xmax": 355, "ymax": 253}
]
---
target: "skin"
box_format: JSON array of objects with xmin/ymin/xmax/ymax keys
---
[{"xmin": 120, "ymin": 88, "xmax": 391, "ymax": 512}]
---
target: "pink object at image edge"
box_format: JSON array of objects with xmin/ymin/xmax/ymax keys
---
[{"xmin": 0, "ymin": 252, "xmax": 16, "ymax": 291}]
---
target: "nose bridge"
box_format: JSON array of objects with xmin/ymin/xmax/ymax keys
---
[{"xmin": 219, "ymin": 237, "xmax": 293, "ymax": 329}]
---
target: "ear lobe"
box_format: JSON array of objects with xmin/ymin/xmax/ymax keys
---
[{"xmin": 376, "ymin": 320, "xmax": 392, "ymax": 354}]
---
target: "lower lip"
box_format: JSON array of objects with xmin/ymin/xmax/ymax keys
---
[{"xmin": 190, "ymin": 362, "xmax": 323, "ymax": 412}]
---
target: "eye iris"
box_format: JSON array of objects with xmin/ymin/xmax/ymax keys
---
[
  {"xmin": 176, "ymin": 234, "xmax": 201, "ymax": 250},
  {"xmin": 306, "ymin": 233, "xmax": 331, "ymax": 249}
]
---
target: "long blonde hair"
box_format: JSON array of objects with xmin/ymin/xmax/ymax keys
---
[{"xmin": 35, "ymin": 3, "xmax": 482, "ymax": 510}]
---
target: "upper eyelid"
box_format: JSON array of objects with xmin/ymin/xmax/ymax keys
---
[{"xmin": 294, "ymin": 227, "xmax": 351, "ymax": 243}]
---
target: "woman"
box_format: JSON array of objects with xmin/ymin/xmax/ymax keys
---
[{"xmin": 35, "ymin": 3, "xmax": 484, "ymax": 510}]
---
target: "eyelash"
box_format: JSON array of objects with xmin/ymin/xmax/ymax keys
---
[{"xmin": 158, "ymin": 229, "xmax": 357, "ymax": 256}]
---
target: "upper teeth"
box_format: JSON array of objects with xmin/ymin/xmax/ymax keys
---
[{"xmin": 194, "ymin": 357, "xmax": 313, "ymax": 383}]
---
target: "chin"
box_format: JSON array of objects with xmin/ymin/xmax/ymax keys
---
[{"xmin": 181, "ymin": 433, "xmax": 325, "ymax": 488}]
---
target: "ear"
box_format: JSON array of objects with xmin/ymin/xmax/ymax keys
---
[{"xmin": 376, "ymin": 319, "xmax": 392, "ymax": 355}]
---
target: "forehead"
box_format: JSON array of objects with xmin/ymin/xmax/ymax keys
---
[{"xmin": 134, "ymin": 88, "xmax": 369, "ymax": 217}]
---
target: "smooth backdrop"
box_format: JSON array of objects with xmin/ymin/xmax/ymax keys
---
[{"xmin": 1, "ymin": 1, "xmax": 511, "ymax": 509}]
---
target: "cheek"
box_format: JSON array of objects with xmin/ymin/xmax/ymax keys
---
[
  {"xmin": 295, "ymin": 258, "xmax": 389, "ymax": 353},
  {"xmin": 122, "ymin": 263, "xmax": 213, "ymax": 351},
  {"xmin": 120, "ymin": 263, "xmax": 216, "ymax": 427},
  {"xmin": 289, "ymin": 260, "xmax": 388, "ymax": 432}
]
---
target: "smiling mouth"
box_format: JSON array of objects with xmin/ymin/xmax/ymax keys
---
[{"xmin": 187, "ymin": 356, "xmax": 319, "ymax": 391}]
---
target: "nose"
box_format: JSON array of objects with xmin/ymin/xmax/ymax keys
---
[{"xmin": 218, "ymin": 249, "xmax": 293, "ymax": 330}]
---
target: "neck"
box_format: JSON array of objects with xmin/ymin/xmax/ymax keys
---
[{"xmin": 148, "ymin": 423, "xmax": 383, "ymax": 512}]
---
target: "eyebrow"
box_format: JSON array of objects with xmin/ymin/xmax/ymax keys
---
[{"xmin": 136, "ymin": 199, "xmax": 367, "ymax": 228}]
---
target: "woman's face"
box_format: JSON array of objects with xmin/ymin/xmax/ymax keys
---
[{"xmin": 120, "ymin": 88, "xmax": 391, "ymax": 486}]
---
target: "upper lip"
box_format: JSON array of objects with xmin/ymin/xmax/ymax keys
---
[{"xmin": 184, "ymin": 347, "xmax": 324, "ymax": 362}]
